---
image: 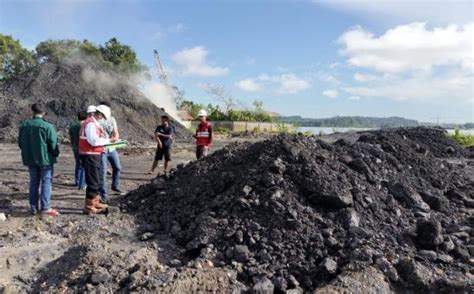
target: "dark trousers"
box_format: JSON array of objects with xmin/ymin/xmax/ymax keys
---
[
  {"xmin": 80, "ymin": 154, "xmax": 103, "ymax": 199},
  {"xmin": 196, "ymin": 145, "xmax": 208, "ymax": 159}
]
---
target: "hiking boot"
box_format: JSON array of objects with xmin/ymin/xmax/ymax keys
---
[
  {"xmin": 84, "ymin": 198, "xmax": 99, "ymax": 214},
  {"xmin": 83, "ymin": 198, "xmax": 106, "ymax": 214},
  {"xmin": 94, "ymin": 196, "xmax": 108, "ymax": 210}
]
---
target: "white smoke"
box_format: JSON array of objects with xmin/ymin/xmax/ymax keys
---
[
  {"xmin": 81, "ymin": 67, "xmax": 118, "ymax": 90},
  {"xmin": 141, "ymin": 81, "xmax": 184, "ymax": 125},
  {"xmin": 61, "ymin": 51, "xmax": 184, "ymax": 124}
]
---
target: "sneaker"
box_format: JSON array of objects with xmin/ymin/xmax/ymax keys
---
[
  {"xmin": 41, "ymin": 208, "xmax": 59, "ymax": 217},
  {"xmin": 99, "ymin": 198, "xmax": 109, "ymax": 205},
  {"xmin": 112, "ymin": 189, "xmax": 125, "ymax": 196}
]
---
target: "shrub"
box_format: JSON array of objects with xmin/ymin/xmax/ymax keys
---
[{"xmin": 450, "ymin": 129, "xmax": 474, "ymax": 147}]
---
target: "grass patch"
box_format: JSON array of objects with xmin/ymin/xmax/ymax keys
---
[
  {"xmin": 450, "ymin": 129, "xmax": 474, "ymax": 147},
  {"xmin": 214, "ymin": 127, "xmax": 232, "ymax": 134}
]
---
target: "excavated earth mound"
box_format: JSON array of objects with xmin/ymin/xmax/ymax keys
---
[
  {"xmin": 0, "ymin": 61, "xmax": 192, "ymax": 143},
  {"xmin": 123, "ymin": 127, "xmax": 473, "ymax": 292}
]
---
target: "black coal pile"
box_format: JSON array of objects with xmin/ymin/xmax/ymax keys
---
[
  {"xmin": 123, "ymin": 127, "xmax": 473, "ymax": 292},
  {"xmin": 0, "ymin": 61, "xmax": 192, "ymax": 143}
]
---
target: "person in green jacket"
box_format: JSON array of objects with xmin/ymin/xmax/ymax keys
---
[
  {"xmin": 69, "ymin": 111, "xmax": 88, "ymax": 190},
  {"xmin": 18, "ymin": 103, "xmax": 59, "ymax": 216}
]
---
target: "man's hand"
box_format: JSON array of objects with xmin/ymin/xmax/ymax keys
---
[{"xmin": 110, "ymin": 134, "xmax": 119, "ymax": 143}]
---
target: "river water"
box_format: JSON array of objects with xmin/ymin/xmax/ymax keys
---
[{"xmin": 298, "ymin": 127, "xmax": 474, "ymax": 135}]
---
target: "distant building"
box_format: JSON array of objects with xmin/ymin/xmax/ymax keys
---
[{"xmin": 177, "ymin": 110, "xmax": 194, "ymax": 128}]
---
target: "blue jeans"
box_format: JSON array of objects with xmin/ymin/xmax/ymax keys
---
[
  {"xmin": 74, "ymin": 151, "xmax": 86, "ymax": 189},
  {"xmin": 100, "ymin": 150, "xmax": 121, "ymax": 200},
  {"xmin": 28, "ymin": 165, "xmax": 54, "ymax": 213}
]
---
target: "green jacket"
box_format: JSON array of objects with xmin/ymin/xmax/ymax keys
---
[
  {"xmin": 18, "ymin": 117, "xmax": 59, "ymax": 167},
  {"xmin": 69, "ymin": 121, "xmax": 81, "ymax": 153}
]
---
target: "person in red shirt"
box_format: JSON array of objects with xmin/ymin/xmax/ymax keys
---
[
  {"xmin": 193, "ymin": 109, "xmax": 213, "ymax": 159},
  {"xmin": 79, "ymin": 105, "xmax": 117, "ymax": 214}
]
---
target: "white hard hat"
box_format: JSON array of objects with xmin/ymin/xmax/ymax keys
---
[
  {"xmin": 87, "ymin": 105, "xmax": 97, "ymax": 113},
  {"xmin": 198, "ymin": 109, "xmax": 207, "ymax": 117},
  {"xmin": 96, "ymin": 105, "xmax": 111, "ymax": 120}
]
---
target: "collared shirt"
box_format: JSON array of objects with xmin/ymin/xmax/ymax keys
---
[
  {"xmin": 85, "ymin": 117, "xmax": 110, "ymax": 147},
  {"xmin": 99, "ymin": 116, "xmax": 118, "ymax": 152},
  {"xmin": 18, "ymin": 116, "xmax": 58, "ymax": 167}
]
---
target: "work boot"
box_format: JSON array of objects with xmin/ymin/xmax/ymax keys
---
[
  {"xmin": 83, "ymin": 198, "xmax": 101, "ymax": 214},
  {"xmin": 93, "ymin": 195, "xmax": 108, "ymax": 210}
]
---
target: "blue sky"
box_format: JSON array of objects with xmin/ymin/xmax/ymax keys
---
[{"xmin": 1, "ymin": 0, "xmax": 473, "ymax": 123}]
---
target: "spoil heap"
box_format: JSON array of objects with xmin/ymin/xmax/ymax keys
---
[
  {"xmin": 123, "ymin": 127, "xmax": 473, "ymax": 292},
  {"xmin": 0, "ymin": 61, "xmax": 192, "ymax": 143}
]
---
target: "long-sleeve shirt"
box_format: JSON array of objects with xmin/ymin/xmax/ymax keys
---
[
  {"xmin": 69, "ymin": 121, "xmax": 81, "ymax": 153},
  {"xmin": 85, "ymin": 117, "xmax": 110, "ymax": 147},
  {"xmin": 18, "ymin": 116, "xmax": 58, "ymax": 167}
]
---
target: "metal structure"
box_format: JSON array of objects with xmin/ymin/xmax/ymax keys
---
[{"xmin": 153, "ymin": 49, "xmax": 169, "ymax": 86}]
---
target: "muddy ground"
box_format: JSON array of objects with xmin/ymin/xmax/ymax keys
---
[
  {"xmin": 0, "ymin": 137, "xmax": 255, "ymax": 293},
  {"xmin": 0, "ymin": 130, "xmax": 472, "ymax": 293}
]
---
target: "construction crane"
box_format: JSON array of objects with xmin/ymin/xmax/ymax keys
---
[
  {"xmin": 153, "ymin": 49, "xmax": 186, "ymax": 122},
  {"xmin": 153, "ymin": 49, "xmax": 170, "ymax": 86}
]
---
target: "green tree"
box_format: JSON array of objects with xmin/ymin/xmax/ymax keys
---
[
  {"xmin": 79, "ymin": 40, "xmax": 102, "ymax": 59},
  {"xmin": 100, "ymin": 37, "xmax": 144, "ymax": 74},
  {"xmin": 35, "ymin": 39, "xmax": 81, "ymax": 62},
  {"xmin": 0, "ymin": 34, "xmax": 36, "ymax": 80}
]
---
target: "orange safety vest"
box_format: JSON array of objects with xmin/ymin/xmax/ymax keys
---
[
  {"xmin": 196, "ymin": 121, "xmax": 212, "ymax": 146},
  {"xmin": 79, "ymin": 117, "xmax": 105, "ymax": 155}
]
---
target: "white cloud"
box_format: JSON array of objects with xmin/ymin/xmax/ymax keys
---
[
  {"xmin": 236, "ymin": 79, "xmax": 261, "ymax": 92},
  {"xmin": 239, "ymin": 73, "xmax": 311, "ymax": 94},
  {"xmin": 316, "ymin": 71, "xmax": 341, "ymax": 85},
  {"xmin": 278, "ymin": 74, "xmax": 312, "ymax": 94},
  {"xmin": 172, "ymin": 46, "xmax": 229, "ymax": 77},
  {"xmin": 322, "ymin": 89, "xmax": 338, "ymax": 98},
  {"xmin": 318, "ymin": 0, "xmax": 473, "ymax": 25},
  {"xmin": 354, "ymin": 72, "xmax": 379, "ymax": 82},
  {"xmin": 339, "ymin": 22, "xmax": 474, "ymax": 73},
  {"xmin": 348, "ymin": 96, "xmax": 361, "ymax": 100},
  {"xmin": 257, "ymin": 74, "xmax": 271, "ymax": 81},
  {"xmin": 343, "ymin": 74, "xmax": 473, "ymax": 103},
  {"xmin": 337, "ymin": 22, "xmax": 474, "ymax": 105}
]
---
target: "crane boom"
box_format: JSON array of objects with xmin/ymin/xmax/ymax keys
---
[{"xmin": 154, "ymin": 49, "xmax": 169, "ymax": 85}]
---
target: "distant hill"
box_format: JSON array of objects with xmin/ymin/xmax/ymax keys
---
[{"xmin": 278, "ymin": 115, "xmax": 419, "ymax": 128}]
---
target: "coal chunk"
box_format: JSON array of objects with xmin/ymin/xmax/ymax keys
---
[{"xmin": 416, "ymin": 219, "xmax": 443, "ymax": 249}]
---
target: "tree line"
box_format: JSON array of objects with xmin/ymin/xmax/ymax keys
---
[
  {"xmin": 0, "ymin": 34, "xmax": 145, "ymax": 81},
  {"xmin": 278, "ymin": 115, "xmax": 420, "ymax": 128},
  {"xmin": 180, "ymin": 99, "xmax": 273, "ymax": 122}
]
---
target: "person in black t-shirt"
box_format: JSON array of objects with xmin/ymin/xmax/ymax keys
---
[{"xmin": 147, "ymin": 116, "xmax": 173, "ymax": 174}]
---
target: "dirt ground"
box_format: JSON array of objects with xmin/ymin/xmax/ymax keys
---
[{"xmin": 0, "ymin": 139, "xmax": 249, "ymax": 293}]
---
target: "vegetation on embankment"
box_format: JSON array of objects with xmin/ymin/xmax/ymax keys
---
[
  {"xmin": 180, "ymin": 99, "xmax": 273, "ymax": 122},
  {"xmin": 450, "ymin": 129, "xmax": 474, "ymax": 147}
]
